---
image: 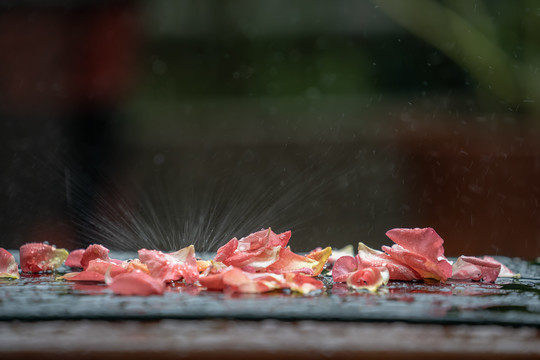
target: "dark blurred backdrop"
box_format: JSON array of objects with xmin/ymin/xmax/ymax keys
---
[{"xmin": 1, "ymin": 0, "xmax": 539, "ymax": 258}]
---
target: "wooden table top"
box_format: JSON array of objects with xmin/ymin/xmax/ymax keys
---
[{"xmin": 0, "ymin": 320, "xmax": 539, "ymax": 359}]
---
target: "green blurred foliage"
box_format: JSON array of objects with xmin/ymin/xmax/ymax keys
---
[{"xmin": 374, "ymin": 0, "xmax": 540, "ymax": 112}]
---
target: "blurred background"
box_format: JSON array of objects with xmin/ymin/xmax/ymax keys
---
[{"xmin": 0, "ymin": 0, "xmax": 539, "ymax": 258}]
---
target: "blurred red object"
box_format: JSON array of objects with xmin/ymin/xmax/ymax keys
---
[{"xmin": 0, "ymin": 1, "xmax": 140, "ymax": 116}]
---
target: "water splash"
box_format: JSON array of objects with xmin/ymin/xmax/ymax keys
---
[{"xmin": 65, "ymin": 153, "xmax": 352, "ymax": 252}]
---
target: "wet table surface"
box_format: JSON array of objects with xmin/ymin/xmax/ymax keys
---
[{"xmin": 1, "ymin": 252, "xmax": 540, "ymax": 359}]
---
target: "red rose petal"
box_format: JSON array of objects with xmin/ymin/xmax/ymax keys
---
[
  {"xmin": 222, "ymin": 267, "xmax": 283, "ymax": 293},
  {"xmin": 273, "ymin": 230, "xmax": 291, "ymax": 248},
  {"xmin": 0, "ymin": 248, "xmax": 19, "ymax": 279},
  {"xmin": 236, "ymin": 229, "xmax": 271, "ymax": 252},
  {"xmin": 220, "ymin": 231, "xmax": 272, "ymax": 267},
  {"xmin": 386, "ymin": 228, "xmax": 445, "ymax": 259},
  {"xmin": 65, "ymin": 249, "xmax": 85, "ymax": 268},
  {"xmin": 59, "ymin": 271, "xmax": 105, "ymax": 282},
  {"xmin": 382, "ymin": 244, "xmax": 451, "ymax": 281},
  {"xmin": 86, "ymin": 259, "xmax": 128, "ymax": 278},
  {"xmin": 19, "ymin": 243, "xmax": 69, "ymax": 273},
  {"xmin": 59, "ymin": 259, "xmax": 148, "ymax": 283},
  {"xmin": 384, "ymin": 228, "xmax": 452, "ymax": 281},
  {"xmin": 220, "ymin": 267, "xmax": 258, "ymax": 293},
  {"xmin": 284, "ymin": 273, "xmax": 324, "ymax": 294},
  {"xmin": 198, "ymin": 272, "xmax": 226, "ymax": 291},
  {"xmin": 80, "ymin": 244, "xmax": 112, "ymax": 270},
  {"xmin": 346, "ymin": 267, "xmax": 389, "ymax": 293},
  {"xmin": 332, "ymin": 255, "xmax": 358, "ymax": 283},
  {"xmin": 214, "ymin": 238, "xmax": 238, "ymax": 262},
  {"xmin": 356, "ymin": 242, "xmax": 421, "ymax": 281},
  {"xmin": 108, "ymin": 270, "xmax": 166, "ymax": 296},
  {"xmin": 452, "ymin": 255, "xmax": 501, "ymax": 283},
  {"xmin": 215, "ymin": 228, "xmax": 291, "ymax": 269},
  {"xmin": 482, "ymin": 256, "xmax": 518, "ymax": 278},
  {"xmin": 139, "ymin": 245, "xmax": 198, "ymax": 283},
  {"xmin": 200, "ymin": 266, "xmax": 287, "ymax": 293}
]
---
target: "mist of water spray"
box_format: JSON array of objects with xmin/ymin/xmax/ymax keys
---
[{"xmin": 64, "ymin": 153, "xmax": 351, "ymax": 252}]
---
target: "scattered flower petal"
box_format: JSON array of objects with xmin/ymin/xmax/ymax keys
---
[
  {"xmin": 452, "ymin": 256, "xmax": 501, "ymax": 283},
  {"xmin": 86, "ymin": 259, "xmax": 128, "ymax": 278},
  {"xmin": 80, "ymin": 244, "xmax": 113, "ymax": 270},
  {"xmin": 347, "ymin": 267, "xmax": 389, "ymax": 293},
  {"xmin": 19, "ymin": 243, "xmax": 69, "ymax": 273},
  {"xmin": 285, "ymin": 273, "xmax": 324, "ymax": 294},
  {"xmin": 383, "ymin": 228, "xmax": 452, "ymax": 281},
  {"xmin": 266, "ymin": 247, "xmax": 315, "ymax": 275},
  {"xmin": 356, "ymin": 243, "xmax": 421, "ymax": 281},
  {"xmin": 215, "ymin": 228, "xmax": 290, "ymax": 269},
  {"xmin": 139, "ymin": 245, "xmax": 198, "ymax": 283},
  {"xmin": 0, "ymin": 248, "xmax": 19, "ymax": 279},
  {"xmin": 332, "ymin": 255, "xmax": 358, "ymax": 283},
  {"xmin": 198, "ymin": 271, "xmax": 226, "ymax": 291},
  {"xmin": 482, "ymin": 256, "xmax": 520, "ymax": 278},
  {"xmin": 108, "ymin": 270, "xmax": 166, "ymax": 296},
  {"xmin": 222, "ymin": 267, "xmax": 284, "ymax": 293},
  {"xmin": 240, "ymin": 246, "xmax": 282, "ymax": 272},
  {"xmin": 58, "ymin": 271, "xmax": 105, "ymax": 282},
  {"xmin": 58, "ymin": 259, "xmax": 128, "ymax": 282},
  {"xmin": 65, "ymin": 249, "xmax": 85, "ymax": 268},
  {"xmin": 214, "ymin": 238, "xmax": 238, "ymax": 263}
]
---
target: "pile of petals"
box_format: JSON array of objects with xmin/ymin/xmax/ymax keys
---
[
  {"xmin": 4, "ymin": 227, "xmax": 519, "ymax": 297},
  {"xmin": 333, "ymin": 227, "xmax": 517, "ymax": 286},
  {"xmin": 55, "ymin": 228, "xmax": 331, "ymax": 296},
  {"xmin": 203, "ymin": 228, "xmax": 331, "ymax": 294}
]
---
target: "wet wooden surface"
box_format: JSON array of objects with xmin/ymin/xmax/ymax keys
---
[
  {"xmin": 2, "ymin": 254, "xmax": 540, "ymax": 327},
  {"xmin": 1, "ymin": 254, "xmax": 540, "ymax": 358},
  {"xmin": 0, "ymin": 320, "xmax": 539, "ymax": 359}
]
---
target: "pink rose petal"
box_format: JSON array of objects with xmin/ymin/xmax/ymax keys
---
[
  {"xmin": 65, "ymin": 249, "xmax": 85, "ymax": 268},
  {"xmin": 384, "ymin": 228, "xmax": 452, "ymax": 281},
  {"xmin": 139, "ymin": 245, "xmax": 198, "ymax": 283},
  {"xmin": 332, "ymin": 255, "xmax": 358, "ymax": 283},
  {"xmin": 452, "ymin": 255, "xmax": 501, "ymax": 283},
  {"xmin": 266, "ymin": 247, "xmax": 316, "ymax": 275},
  {"xmin": 222, "ymin": 267, "xmax": 284, "ymax": 293},
  {"xmin": 284, "ymin": 273, "xmax": 324, "ymax": 294},
  {"xmin": 86, "ymin": 259, "xmax": 128, "ymax": 277},
  {"xmin": 80, "ymin": 244, "xmax": 112, "ymax": 270},
  {"xmin": 59, "ymin": 271, "xmax": 105, "ymax": 282},
  {"xmin": 19, "ymin": 243, "xmax": 68, "ymax": 273},
  {"xmin": 214, "ymin": 237, "xmax": 238, "ymax": 263},
  {"xmin": 198, "ymin": 272, "xmax": 226, "ymax": 291},
  {"xmin": 108, "ymin": 270, "xmax": 166, "ymax": 296},
  {"xmin": 0, "ymin": 248, "xmax": 19, "ymax": 279},
  {"xmin": 346, "ymin": 267, "xmax": 389, "ymax": 293},
  {"xmin": 356, "ymin": 242, "xmax": 421, "ymax": 281},
  {"xmin": 214, "ymin": 228, "xmax": 290, "ymax": 269},
  {"xmin": 482, "ymin": 256, "xmax": 518, "ymax": 278}
]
